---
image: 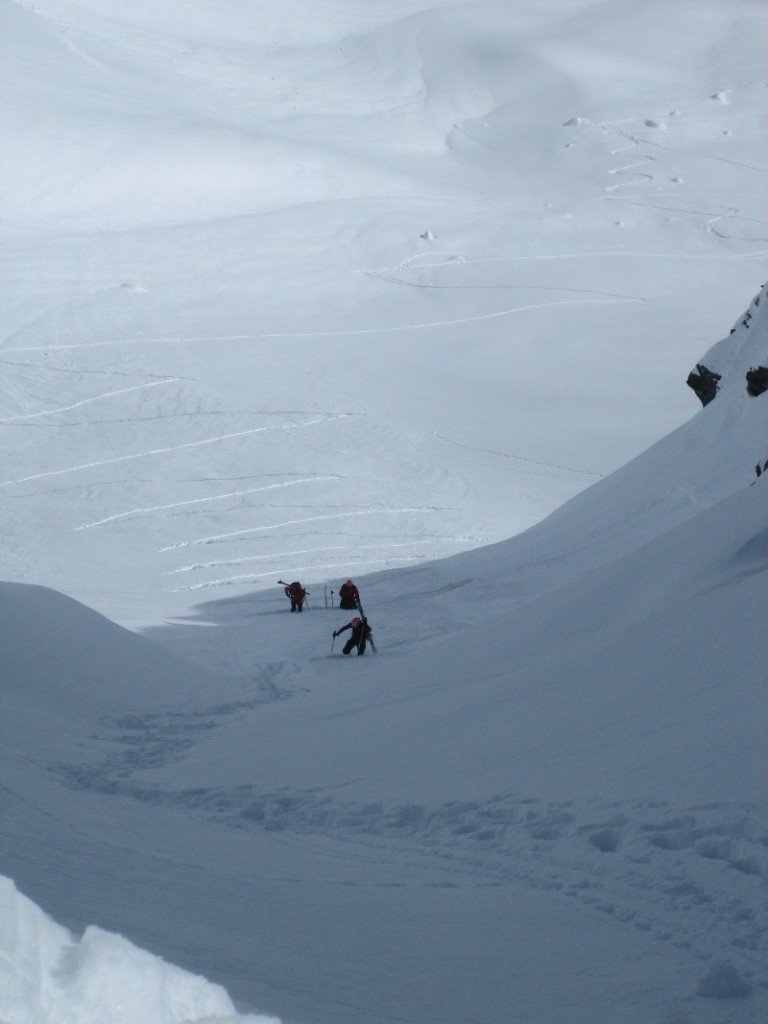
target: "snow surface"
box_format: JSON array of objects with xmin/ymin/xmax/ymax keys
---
[
  {"xmin": 1, "ymin": 1, "xmax": 767, "ymax": 1022},
  {"xmin": 0, "ymin": 877, "xmax": 278, "ymax": 1024}
]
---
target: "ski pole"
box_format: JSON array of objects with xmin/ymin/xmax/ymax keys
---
[{"xmin": 331, "ymin": 633, "xmax": 336, "ymax": 654}]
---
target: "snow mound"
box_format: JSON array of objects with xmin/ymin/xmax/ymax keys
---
[
  {"xmin": 0, "ymin": 581, "xmax": 215, "ymax": 719},
  {"xmin": 0, "ymin": 875, "xmax": 279, "ymax": 1024},
  {"xmin": 697, "ymin": 962, "xmax": 753, "ymax": 999}
]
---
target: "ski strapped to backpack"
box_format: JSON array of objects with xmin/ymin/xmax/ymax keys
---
[
  {"xmin": 278, "ymin": 580, "xmax": 309, "ymax": 597},
  {"xmin": 278, "ymin": 579, "xmax": 309, "ymax": 611},
  {"xmin": 354, "ymin": 595, "xmax": 377, "ymax": 654}
]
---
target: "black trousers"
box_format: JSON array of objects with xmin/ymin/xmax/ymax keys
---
[{"xmin": 343, "ymin": 634, "xmax": 366, "ymax": 655}]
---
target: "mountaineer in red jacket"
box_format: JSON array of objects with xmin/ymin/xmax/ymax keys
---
[
  {"xmin": 282, "ymin": 580, "xmax": 306, "ymax": 612},
  {"xmin": 338, "ymin": 579, "xmax": 359, "ymax": 610}
]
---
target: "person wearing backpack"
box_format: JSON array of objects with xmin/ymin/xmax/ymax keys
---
[
  {"xmin": 333, "ymin": 616, "xmax": 373, "ymax": 655},
  {"xmin": 283, "ymin": 580, "xmax": 306, "ymax": 612}
]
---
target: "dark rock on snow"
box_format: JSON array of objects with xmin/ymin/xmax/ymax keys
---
[
  {"xmin": 687, "ymin": 363, "xmax": 722, "ymax": 406},
  {"xmin": 745, "ymin": 365, "xmax": 768, "ymax": 397}
]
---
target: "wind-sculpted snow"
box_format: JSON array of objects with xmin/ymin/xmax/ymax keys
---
[{"xmin": 0, "ymin": 876, "xmax": 279, "ymax": 1024}]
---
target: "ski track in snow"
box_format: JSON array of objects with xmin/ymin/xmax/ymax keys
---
[
  {"xmin": 560, "ymin": 115, "xmax": 768, "ymax": 244},
  {"xmin": 0, "ymin": 415, "xmax": 351, "ymax": 489},
  {"xmin": 364, "ymin": 271, "xmax": 646, "ymax": 303},
  {"xmin": 159, "ymin": 508, "xmax": 446, "ymax": 552},
  {"xmin": 0, "ymin": 378, "xmax": 182, "ymax": 423},
  {"xmin": 170, "ymin": 555, "xmax": 428, "ymax": 593},
  {"xmin": 59, "ymin": 704, "xmax": 767, "ymax": 986},
  {"xmin": 76, "ymin": 476, "xmax": 343, "ymax": 530},
  {"xmin": 2, "ymin": 297, "xmax": 645, "ymax": 354},
  {"xmin": 165, "ymin": 540, "xmax": 443, "ymax": 576},
  {"xmin": 433, "ymin": 432, "xmax": 605, "ymax": 479},
  {"xmin": 392, "ymin": 249, "xmax": 767, "ymax": 274},
  {"xmin": 600, "ymin": 194, "xmax": 768, "ymax": 243},
  {"xmin": 600, "ymin": 122, "xmax": 768, "ymax": 176}
]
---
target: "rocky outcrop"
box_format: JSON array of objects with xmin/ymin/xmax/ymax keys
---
[
  {"xmin": 687, "ymin": 364, "xmax": 721, "ymax": 406},
  {"xmin": 687, "ymin": 285, "xmax": 767, "ymax": 406},
  {"xmin": 745, "ymin": 366, "xmax": 768, "ymax": 397},
  {"xmin": 687, "ymin": 362, "xmax": 768, "ymax": 405}
]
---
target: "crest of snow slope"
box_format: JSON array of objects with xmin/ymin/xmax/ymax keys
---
[
  {"xmin": 1, "ymin": 0, "xmax": 766, "ymax": 632},
  {"xmin": 1, "ymin": 294, "xmax": 765, "ymax": 1023},
  {"xmin": 0, "ymin": 876, "xmax": 278, "ymax": 1024}
]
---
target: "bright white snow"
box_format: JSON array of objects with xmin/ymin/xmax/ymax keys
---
[
  {"xmin": 1, "ymin": 1, "xmax": 766, "ymax": 1023},
  {"xmin": 0, "ymin": 877, "xmax": 279, "ymax": 1024}
]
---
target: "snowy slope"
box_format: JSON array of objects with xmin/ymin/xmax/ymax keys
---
[
  {"xmin": 2, "ymin": 0, "xmax": 766, "ymax": 630},
  {"xmin": 2, "ymin": 293, "xmax": 766, "ymax": 1023},
  {"xmin": 1, "ymin": 1, "xmax": 767, "ymax": 1023}
]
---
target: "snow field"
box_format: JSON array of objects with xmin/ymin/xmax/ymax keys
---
[{"xmin": 1, "ymin": 2, "xmax": 767, "ymax": 1023}]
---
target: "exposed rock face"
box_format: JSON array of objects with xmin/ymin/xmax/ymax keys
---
[
  {"xmin": 687, "ymin": 363, "xmax": 722, "ymax": 406},
  {"xmin": 686, "ymin": 284, "xmax": 767, "ymax": 406},
  {"xmin": 745, "ymin": 366, "xmax": 768, "ymax": 397}
]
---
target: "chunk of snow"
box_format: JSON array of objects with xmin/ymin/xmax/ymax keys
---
[{"xmin": 0, "ymin": 876, "xmax": 279, "ymax": 1024}]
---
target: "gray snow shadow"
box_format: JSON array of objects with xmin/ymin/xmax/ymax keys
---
[{"xmin": 56, "ymin": 712, "xmax": 768, "ymax": 976}]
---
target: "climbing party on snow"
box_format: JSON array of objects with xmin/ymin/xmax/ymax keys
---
[{"xmin": 279, "ymin": 575, "xmax": 377, "ymax": 656}]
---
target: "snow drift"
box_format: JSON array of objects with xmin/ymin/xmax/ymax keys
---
[{"xmin": 0, "ymin": 876, "xmax": 278, "ymax": 1024}]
